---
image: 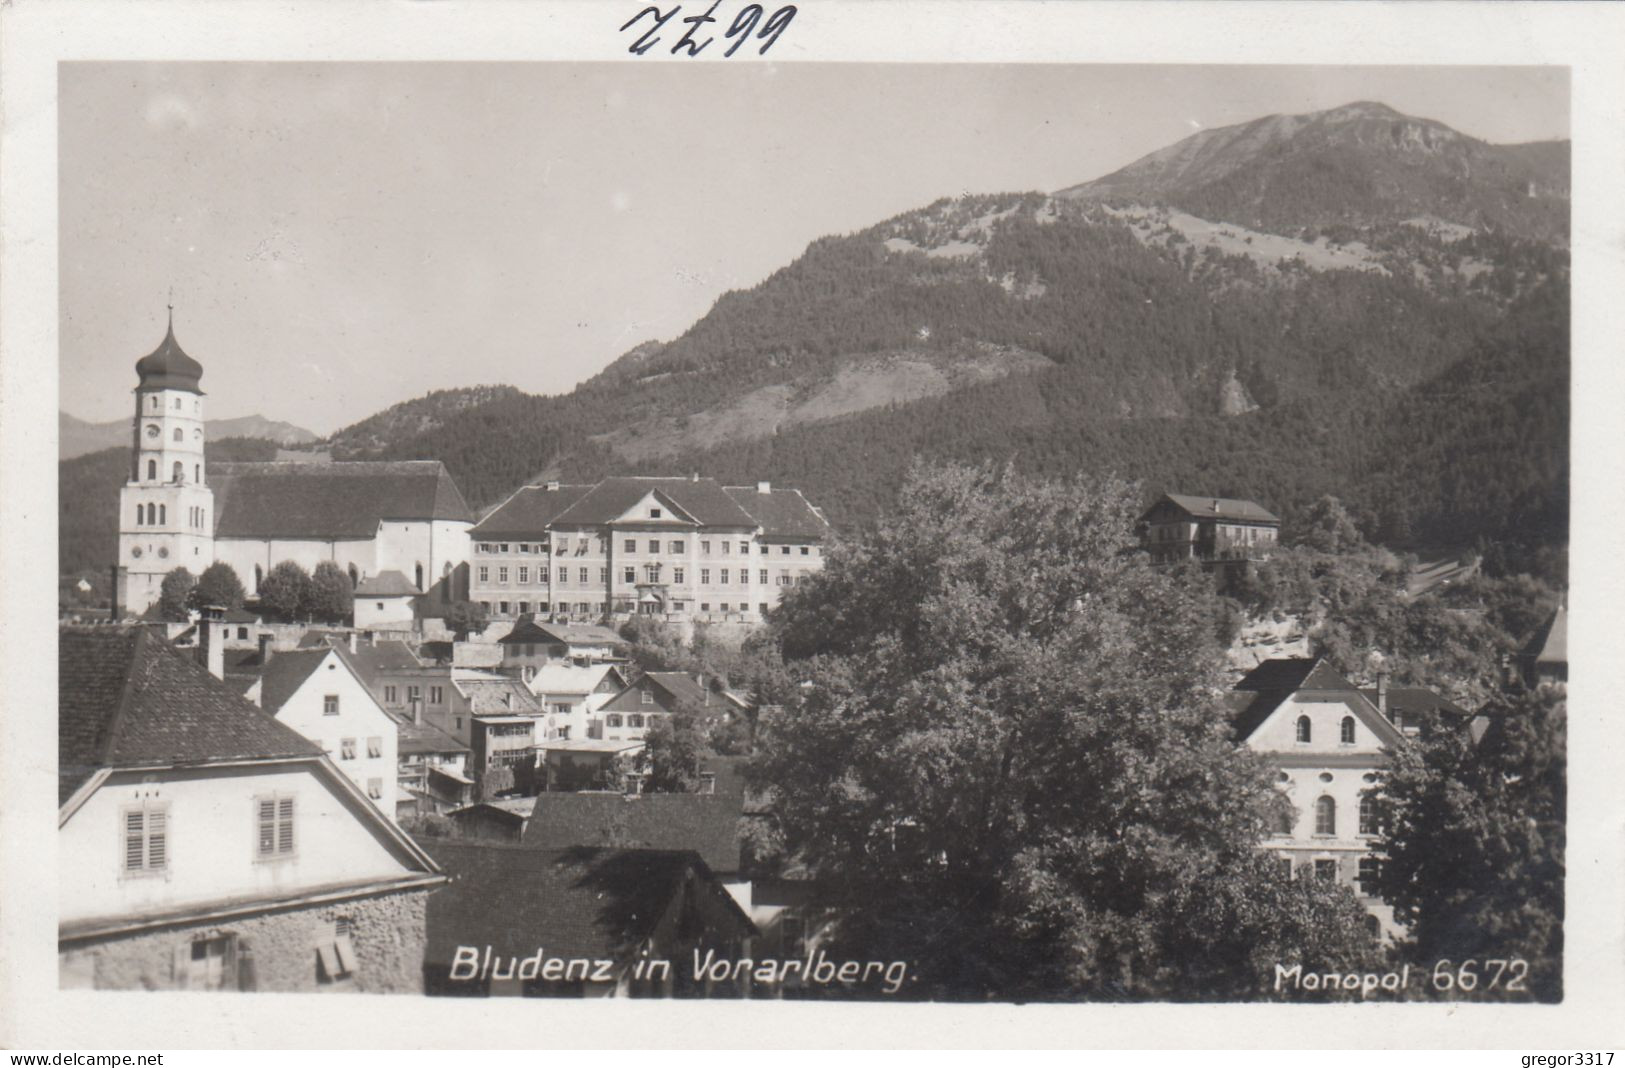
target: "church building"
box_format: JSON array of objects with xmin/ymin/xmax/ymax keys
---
[{"xmin": 114, "ymin": 315, "xmax": 474, "ymax": 617}]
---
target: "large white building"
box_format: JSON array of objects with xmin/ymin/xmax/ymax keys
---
[{"xmin": 113, "ymin": 317, "xmax": 475, "ymax": 617}]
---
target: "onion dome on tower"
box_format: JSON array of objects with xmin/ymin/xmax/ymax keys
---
[{"xmin": 134, "ymin": 307, "xmax": 204, "ymax": 393}]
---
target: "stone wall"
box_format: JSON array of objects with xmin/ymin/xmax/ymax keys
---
[{"xmin": 60, "ymin": 886, "xmax": 430, "ymax": 994}]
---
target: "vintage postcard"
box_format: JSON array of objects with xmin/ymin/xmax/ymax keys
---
[{"xmin": 2, "ymin": 0, "xmax": 1622, "ymax": 1051}]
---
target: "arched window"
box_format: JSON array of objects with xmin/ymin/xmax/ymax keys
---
[
  {"xmin": 1295, "ymin": 715, "xmax": 1312, "ymax": 743},
  {"xmin": 147, "ymin": 459, "xmax": 157, "ymax": 480},
  {"xmin": 415, "ymin": 563, "xmax": 424, "ymax": 591},
  {"xmin": 348, "ymin": 563, "xmax": 359, "ymax": 589},
  {"xmin": 1359, "ymin": 794, "xmax": 1380, "ymax": 836},
  {"xmin": 174, "ymin": 397, "xmax": 182, "ymax": 410},
  {"xmin": 135, "ymin": 505, "xmax": 144, "ymax": 526},
  {"xmin": 442, "ymin": 562, "xmax": 453, "ymax": 602},
  {"xmin": 158, "ymin": 504, "xmax": 166, "ymax": 525},
  {"xmin": 149, "ymin": 396, "xmax": 159, "ymax": 411},
  {"xmin": 173, "ymin": 461, "xmax": 184, "ymax": 483},
  {"xmin": 1314, "ymin": 796, "xmax": 1336, "ymax": 836},
  {"xmin": 1364, "ymin": 915, "xmax": 1381, "ymax": 940},
  {"xmin": 195, "ymin": 464, "xmax": 201, "ymax": 483},
  {"xmin": 1276, "ymin": 804, "xmax": 1295, "ymax": 836},
  {"xmin": 254, "ymin": 564, "xmax": 263, "ymax": 591},
  {"xmin": 173, "ymin": 427, "xmax": 183, "ymax": 442},
  {"xmin": 1340, "ymin": 716, "xmax": 1356, "ymax": 744}
]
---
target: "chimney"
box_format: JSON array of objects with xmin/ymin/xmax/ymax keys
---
[
  {"xmin": 502, "ymin": 691, "xmax": 512, "ymax": 710},
  {"xmin": 410, "ymin": 698, "xmax": 423, "ymax": 726},
  {"xmin": 1376, "ymin": 670, "xmax": 1390, "ymax": 716},
  {"xmin": 757, "ymin": 481, "xmax": 771, "ymax": 494},
  {"xmin": 1211, "ymin": 499, "xmax": 1221, "ymax": 514},
  {"xmin": 349, "ymin": 631, "xmax": 358, "ymax": 654},
  {"xmin": 197, "ymin": 604, "xmax": 225, "ymax": 680},
  {"xmin": 545, "ymin": 480, "xmax": 560, "ymax": 492},
  {"xmin": 258, "ymin": 633, "xmax": 274, "ymax": 667},
  {"xmin": 691, "ymin": 472, "xmax": 699, "ymax": 482}
]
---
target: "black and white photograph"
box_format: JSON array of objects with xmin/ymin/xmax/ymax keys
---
[{"xmin": 2, "ymin": 0, "xmax": 1622, "ymax": 1052}]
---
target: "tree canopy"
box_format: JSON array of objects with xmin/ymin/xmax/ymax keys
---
[
  {"xmin": 753, "ymin": 461, "xmax": 1378, "ymax": 999},
  {"xmin": 188, "ymin": 560, "xmax": 246, "ymax": 613},
  {"xmin": 257, "ymin": 561, "xmax": 312, "ymax": 623},
  {"xmin": 157, "ymin": 567, "xmax": 196, "ymax": 623},
  {"xmin": 306, "ymin": 561, "xmax": 354, "ymax": 624}
]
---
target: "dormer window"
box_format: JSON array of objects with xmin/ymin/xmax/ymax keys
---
[{"xmin": 1295, "ymin": 715, "xmax": 1312, "ymax": 744}]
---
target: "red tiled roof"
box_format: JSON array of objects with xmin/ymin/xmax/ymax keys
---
[
  {"xmin": 723, "ymin": 486, "xmax": 830, "ymax": 540},
  {"xmin": 59, "ymin": 626, "xmax": 321, "ymax": 806},
  {"xmin": 470, "ymin": 484, "xmax": 593, "ymax": 539},
  {"xmin": 550, "ymin": 477, "xmax": 757, "ymax": 528},
  {"xmin": 519, "ymin": 791, "xmax": 745, "ymax": 873},
  {"xmin": 422, "ymin": 842, "xmax": 753, "ymax": 967},
  {"xmin": 210, "ymin": 461, "xmax": 473, "ymax": 539}
]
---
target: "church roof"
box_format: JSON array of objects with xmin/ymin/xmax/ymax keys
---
[
  {"xmin": 134, "ymin": 316, "xmax": 205, "ymax": 394},
  {"xmin": 209, "ymin": 461, "xmax": 474, "ymax": 539}
]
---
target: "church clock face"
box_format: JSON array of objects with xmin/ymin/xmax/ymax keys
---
[
  {"xmin": 157, "ymin": 547, "xmax": 169, "ymax": 559},
  {"xmin": 145, "ymin": 424, "xmax": 160, "ymax": 439},
  {"xmin": 130, "ymin": 546, "xmax": 143, "ymax": 559}
]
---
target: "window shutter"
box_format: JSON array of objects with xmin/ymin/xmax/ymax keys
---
[
  {"xmin": 147, "ymin": 808, "xmax": 167, "ymax": 869},
  {"xmin": 258, "ymin": 800, "xmax": 276, "ymax": 854},
  {"xmin": 125, "ymin": 810, "xmax": 146, "ymax": 870},
  {"xmin": 277, "ymin": 797, "xmax": 295, "ymax": 854}
]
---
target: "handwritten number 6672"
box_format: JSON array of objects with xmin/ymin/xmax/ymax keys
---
[{"xmin": 621, "ymin": 2, "xmax": 797, "ymax": 57}]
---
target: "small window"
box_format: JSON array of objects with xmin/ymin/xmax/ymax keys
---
[
  {"xmin": 478, "ymin": 566, "xmax": 489, "ymax": 583},
  {"xmin": 1340, "ymin": 716, "xmax": 1356, "ymax": 744},
  {"xmin": 641, "ymin": 689, "xmax": 654, "ymax": 705},
  {"xmin": 1314, "ymin": 796, "xmax": 1336, "ymax": 836},
  {"xmin": 624, "ymin": 539, "xmax": 636, "ymax": 553},
  {"xmin": 1278, "ymin": 856, "xmax": 1294, "ymax": 880},
  {"xmin": 122, "ymin": 802, "xmax": 169, "ymax": 874},
  {"xmin": 557, "ymin": 567, "xmax": 567, "ymax": 584},
  {"xmin": 323, "ymin": 695, "xmax": 339, "ymax": 717},
  {"xmin": 701, "ymin": 540, "xmax": 712, "ymax": 554},
  {"xmin": 367, "ymin": 778, "xmax": 383, "ymax": 799},
  {"xmin": 1276, "ymin": 804, "xmax": 1295, "ymax": 836},
  {"xmin": 1295, "ymin": 715, "xmax": 1312, "ymax": 744},
  {"xmin": 148, "ymin": 459, "xmax": 158, "ymax": 480},
  {"xmin": 498, "ymin": 566, "xmax": 509, "ymax": 583},
  {"xmin": 1314, "ymin": 858, "xmax": 1337, "ymax": 882},
  {"xmin": 340, "ymin": 738, "xmax": 357, "ymax": 760},
  {"xmin": 367, "ymin": 736, "xmax": 382, "ymax": 759},
  {"xmin": 781, "ymin": 546, "xmax": 791, "ymax": 555},
  {"xmin": 256, "ymin": 796, "xmax": 296, "ymax": 859},
  {"xmin": 628, "ymin": 713, "xmax": 645, "ymax": 728},
  {"xmin": 670, "ymin": 541, "xmax": 684, "ymax": 554},
  {"xmin": 648, "ymin": 539, "xmax": 660, "ymax": 553},
  {"xmin": 408, "ymin": 685, "xmax": 421, "ymax": 704},
  {"xmin": 173, "ymin": 427, "xmax": 184, "ymax": 442},
  {"xmin": 698, "ymin": 773, "xmax": 716, "ymax": 795},
  {"xmin": 624, "ymin": 567, "xmax": 636, "ymax": 583},
  {"xmin": 579, "ymin": 567, "xmax": 589, "ymax": 584},
  {"xmin": 740, "ymin": 542, "xmax": 750, "ymax": 555},
  {"xmin": 607, "ymin": 714, "xmax": 623, "ymax": 728},
  {"xmin": 801, "ymin": 546, "xmax": 810, "ymax": 555},
  {"xmin": 517, "ymin": 566, "xmax": 529, "ymax": 584},
  {"xmin": 701, "ymin": 569, "xmax": 711, "ymax": 585},
  {"xmin": 649, "ymin": 508, "xmax": 662, "ymax": 519},
  {"xmin": 384, "ymin": 686, "xmax": 398, "ymax": 704},
  {"xmin": 701, "ymin": 603, "xmax": 711, "ymax": 613},
  {"xmin": 674, "ymin": 567, "xmax": 685, "ymax": 584}
]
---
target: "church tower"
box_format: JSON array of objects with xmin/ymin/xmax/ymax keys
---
[{"xmin": 116, "ymin": 308, "xmax": 216, "ymax": 617}]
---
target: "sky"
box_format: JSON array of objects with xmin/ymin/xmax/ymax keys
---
[{"xmin": 58, "ymin": 62, "xmax": 1569, "ymax": 435}]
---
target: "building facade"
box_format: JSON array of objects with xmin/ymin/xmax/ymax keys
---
[
  {"xmin": 58, "ymin": 627, "xmax": 443, "ymax": 992},
  {"xmin": 1140, "ymin": 492, "xmax": 1280, "ymax": 565},
  {"xmin": 468, "ymin": 477, "xmax": 831, "ymax": 623}
]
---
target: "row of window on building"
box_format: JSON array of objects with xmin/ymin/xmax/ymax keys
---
[
  {"xmin": 1284, "ymin": 854, "xmax": 1384, "ymax": 896},
  {"xmin": 1297, "ymin": 715, "xmax": 1359, "ymax": 745},
  {"xmin": 124, "ymin": 795, "xmax": 297, "ymax": 875},
  {"xmin": 474, "ymin": 538, "xmax": 818, "ymax": 558},
  {"xmin": 476, "ymin": 564, "xmax": 810, "ymax": 587},
  {"xmin": 1276, "ymin": 793, "xmax": 1382, "ymax": 838},
  {"xmin": 378, "ymin": 685, "xmax": 446, "ymax": 706}
]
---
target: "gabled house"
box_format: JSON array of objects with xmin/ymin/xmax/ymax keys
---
[
  {"xmin": 58, "ymin": 626, "xmax": 444, "ymax": 992},
  {"xmin": 1140, "ymin": 492, "xmax": 1280, "ymax": 565},
  {"xmin": 246, "ymin": 646, "xmax": 399, "ymax": 817},
  {"xmin": 499, "ymin": 618, "xmax": 629, "ymax": 667},
  {"xmin": 422, "ymin": 842, "xmax": 756, "ymax": 997},
  {"xmin": 524, "ymin": 660, "xmax": 629, "ymax": 742},
  {"xmin": 1227, "ymin": 656, "xmax": 1409, "ymax": 939},
  {"xmin": 353, "ymin": 569, "xmax": 420, "ymax": 629},
  {"xmin": 390, "ymin": 713, "xmax": 473, "ymax": 820},
  {"xmin": 596, "ymin": 671, "xmax": 715, "ymax": 743}
]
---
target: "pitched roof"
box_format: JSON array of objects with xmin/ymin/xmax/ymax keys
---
[
  {"xmin": 470, "ymin": 484, "xmax": 593, "ymax": 539},
  {"xmin": 1359, "ymin": 686, "xmax": 1470, "ymax": 720},
  {"xmin": 388, "ymin": 711, "xmax": 470, "ymax": 755},
  {"xmin": 527, "ymin": 661, "xmax": 623, "ymax": 697},
  {"xmin": 423, "ymin": 842, "xmax": 751, "ymax": 966},
  {"xmin": 455, "ymin": 675, "xmax": 543, "ymax": 715},
  {"xmin": 332, "ymin": 638, "xmax": 423, "ymax": 681},
  {"xmin": 1228, "ymin": 657, "xmax": 1361, "ymax": 739},
  {"xmin": 644, "ymin": 671, "xmax": 711, "ymax": 709},
  {"xmin": 519, "ymin": 791, "xmax": 745, "ymax": 873},
  {"xmin": 724, "ymin": 485, "xmax": 831, "ymax": 540},
  {"xmin": 355, "ymin": 570, "xmax": 420, "ymax": 597},
  {"xmin": 255, "ymin": 648, "xmax": 333, "ymax": 714},
  {"xmin": 500, "ymin": 619, "xmax": 626, "ymax": 647},
  {"xmin": 550, "ymin": 477, "xmax": 758, "ymax": 528},
  {"xmin": 59, "ymin": 627, "xmax": 321, "ymax": 806},
  {"xmin": 1156, "ymin": 493, "xmax": 1280, "ymax": 523},
  {"xmin": 209, "ymin": 461, "xmax": 473, "ymax": 539}
]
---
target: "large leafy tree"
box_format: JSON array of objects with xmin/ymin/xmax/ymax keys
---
[
  {"xmin": 305, "ymin": 560, "xmax": 354, "ymax": 624},
  {"xmin": 157, "ymin": 567, "xmax": 196, "ymax": 623},
  {"xmin": 1377, "ymin": 685, "xmax": 1566, "ymax": 1002},
  {"xmin": 755, "ymin": 461, "xmax": 1377, "ymax": 1000},
  {"xmin": 187, "ymin": 560, "xmax": 247, "ymax": 613},
  {"xmin": 257, "ymin": 560, "xmax": 312, "ymax": 623}
]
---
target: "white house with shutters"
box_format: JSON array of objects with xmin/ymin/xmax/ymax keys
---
[{"xmin": 246, "ymin": 646, "xmax": 400, "ymax": 819}]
